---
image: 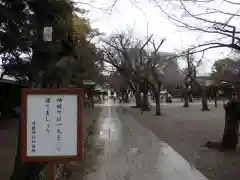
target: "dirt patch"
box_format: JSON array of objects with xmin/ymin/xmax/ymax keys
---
[
  {"xmin": 0, "ymin": 119, "xmax": 18, "ymax": 180},
  {"xmin": 124, "ymin": 104, "xmax": 240, "ymax": 180}
]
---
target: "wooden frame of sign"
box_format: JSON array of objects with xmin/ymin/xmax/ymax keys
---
[{"xmin": 20, "ymin": 88, "xmax": 83, "ymax": 162}]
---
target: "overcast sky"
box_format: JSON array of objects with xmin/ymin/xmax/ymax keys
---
[{"xmin": 77, "ymin": 0, "xmax": 240, "ymax": 74}]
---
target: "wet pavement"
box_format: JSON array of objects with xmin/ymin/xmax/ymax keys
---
[{"xmin": 83, "ymin": 100, "xmax": 209, "ymax": 180}]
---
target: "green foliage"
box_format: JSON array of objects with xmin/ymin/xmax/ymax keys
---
[
  {"xmin": 0, "ymin": 0, "xmax": 102, "ymax": 85},
  {"xmin": 212, "ymin": 58, "xmax": 234, "ymax": 73},
  {"xmin": 0, "ymin": 0, "xmax": 31, "ymax": 53},
  {"xmin": 211, "ymin": 57, "xmax": 237, "ymax": 84},
  {"xmin": 68, "ymin": 13, "xmax": 103, "ymax": 85}
]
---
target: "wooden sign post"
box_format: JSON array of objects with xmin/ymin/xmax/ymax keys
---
[{"xmin": 20, "ymin": 88, "xmax": 83, "ymax": 179}]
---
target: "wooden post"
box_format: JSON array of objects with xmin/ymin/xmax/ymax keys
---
[{"xmin": 49, "ymin": 163, "xmax": 56, "ymax": 180}]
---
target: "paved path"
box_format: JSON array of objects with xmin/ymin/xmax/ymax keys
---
[{"xmin": 83, "ymin": 100, "xmax": 209, "ymax": 180}]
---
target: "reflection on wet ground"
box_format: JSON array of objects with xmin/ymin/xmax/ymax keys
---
[{"xmin": 83, "ymin": 101, "xmax": 209, "ymax": 180}]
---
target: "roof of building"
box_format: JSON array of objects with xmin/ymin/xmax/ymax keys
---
[{"xmin": 0, "ymin": 69, "xmax": 28, "ymax": 85}]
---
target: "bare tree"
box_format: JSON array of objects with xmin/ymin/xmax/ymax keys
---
[
  {"xmin": 101, "ymin": 31, "xmax": 186, "ymax": 115},
  {"xmin": 147, "ymin": 39, "xmax": 167, "ymax": 115},
  {"xmin": 101, "ymin": 32, "xmax": 177, "ymax": 114},
  {"xmin": 181, "ymin": 51, "xmax": 195, "ymax": 107},
  {"xmin": 149, "ymin": 0, "xmax": 240, "ymax": 149},
  {"xmin": 187, "ymin": 50, "xmax": 210, "ymax": 110},
  {"xmin": 150, "ymin": 0, "xmax": 240, "ymax": 55},
  {"xmin": 100, "ymin": 32, "xmax": 153, "ymax": 109}
]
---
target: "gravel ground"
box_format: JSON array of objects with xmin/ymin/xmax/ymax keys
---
[
  {"xmin": 123, "ymin": 103, "xmax": 240, "ymax": 180},
  {"xmin": 0, "ymin": 107, "xmax": 101, "ymax": 180}
]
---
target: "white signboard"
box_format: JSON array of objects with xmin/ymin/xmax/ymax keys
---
[
  {"xmin": 26, "ymin": 94, "xmax": 78, "ymax": 156},
  {"xmin": 43, "ymin": 27, "xmax": 53, "ymax": 42},
  {"xmin": 83, "ymin": 80, "xmax": 96, "ymax": 85}
]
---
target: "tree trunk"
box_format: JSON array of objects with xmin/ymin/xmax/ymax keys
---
[
  {"xmin": 155, "ymin": 82, "xmax": 161, "ymax": 116},
  {"xmin": 214, "ymin": 98, "xmax": 218, "ymax": 108},
  {"xmin": 221, "ymin": 101, "xmax": 239, "ymax": 150},
  {"xmin": 142, "ymin": 90, "xmax": 149, "ymax": 111},
  {"xmin": 91, "ymin": 98, "xmax": 94, "ymax": 108},
  {"xmin": 88, "ymin": 90, "xmax": 94, "ymax": 108},
  {"xmin": 123, "ymin": 90, "xmax": 129, "ymax": 103},
  {"xmin": 141, "ymin": 82, "xmax": 149, "ymax": 111},
  {"xmin": 183, "ymin": 87, "xmax": 189, "ymax": 107},
  {"xmin": 134, "ymin": 84, "xmax": 141, "ymax": 108},
  {"xmin": 201, "ymin": 98, "xmax": 210, "ymax": 111},
  {"xmin": 214, "ymin": 88, "xmax": 218, "ymax": 108},
  {"xmin": 189, "ymin": 94, "xmax": 193, "ymax": 102},
  {"xmin": 201, "ymin": 87, "xmax": 210, "ymax": 111}
]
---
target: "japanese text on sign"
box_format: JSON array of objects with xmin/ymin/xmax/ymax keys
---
[
  {"xmin": 26, "ymin": 94, "xmax": 78, "ymax": 157},
  {"xmin": 45, "ymin": 97, "xmax": 51, "ymax": 134},
  {"xmin": 31, "ymin": 121, "xmax": 36, "ymax": 153},
  {"xmin": 56, "ymin": 97, "xmax": 63, "ymax": 151}
]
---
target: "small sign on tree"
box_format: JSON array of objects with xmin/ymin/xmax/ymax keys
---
[
  {"xmin": 43, "ymin": 27, "xmax": 53, "ymax": 42},
  {"xmin": 20, "ymin": 88, "xmax": 83, "ymax": 162}
]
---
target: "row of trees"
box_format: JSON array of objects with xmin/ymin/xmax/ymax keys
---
[
  {"xmin": 100, "ymin": 29, "xmax": 214, "ymax": 114},
  {"xmin": 104, "ymin": 0, "xmax": 240, "ymax": 151},
  {"xmin": 101, "ymin": 0, "xmax": 240, "ymax": 114},
  {"xmin": 100, "ymin": 30, "xmax": 240, "ymax": 150},
  {"xmin": 0, "ymin": 0, "xmax": 103, "ymax": 179},
  {"xmin": 101, "ymin": 31, "xmax": 178, "ymax": 114},
  {"xmin": 99, "ymin": 16, "xmax": 240, "ymax": 150}
]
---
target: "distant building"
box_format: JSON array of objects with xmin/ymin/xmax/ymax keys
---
[
  {"xmin": 196, "ymin": 75, "xmax": 214, "ymax": 86},
  {"xmin": 213, "ymin": 58, "xmax": 240, "ymax": 84},
  {"xmin": 149, "ymin": 52, "xmax": 184, "ymax": 86},
  {"xmin": 127, "ymin": 47, "xmax": 148, "ymax": 70}
]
